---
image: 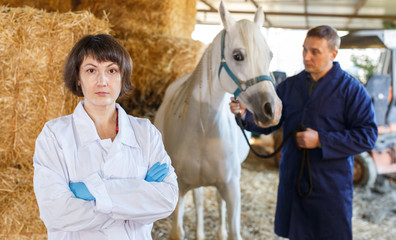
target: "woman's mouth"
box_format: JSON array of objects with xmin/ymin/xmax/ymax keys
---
[{"xmin": 96, "ymin": 92, "xmax": 109, "ymax": 96}]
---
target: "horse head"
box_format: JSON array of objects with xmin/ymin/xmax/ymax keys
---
[{"xmin": 218, "ymin": 1, "xmax": 282, "ymax": 127}]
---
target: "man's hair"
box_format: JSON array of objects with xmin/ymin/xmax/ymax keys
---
[
  {"xmin": 306, "ymin": 25, "xmax": 341, "ymax": 50},
  {"xmin": 63, "ymin": 34, "xmax": 133, "ymax": 97}
]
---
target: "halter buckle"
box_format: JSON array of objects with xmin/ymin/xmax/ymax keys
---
[{"xmin": 239, "ymin": 82, "xmax": 247, "ymax": 91}]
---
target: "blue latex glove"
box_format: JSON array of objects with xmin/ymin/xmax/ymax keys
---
[
  {"xmin": 69, "ymin": 182, "xmax": 96, "ymax": 201},
  {"xmin": 145, "ymin": 162, "xmax": 169, "ymax": 182}
]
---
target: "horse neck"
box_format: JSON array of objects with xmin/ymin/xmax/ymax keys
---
[
  {"xmin": 181, "ymin": 34, "xmax": 234, "ymax": 133},
  {"xmin": 191, "ymin": 34, "xmax": 228, "ymax": 108}
]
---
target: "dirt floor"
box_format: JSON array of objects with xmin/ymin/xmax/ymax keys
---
[
  {"xmin": 2, "ymin": 139, "xmax": 395, "ymax": 240},
  {"xmin": 152, "ymin": 140, "xmax": 396, "ymax": 240}
]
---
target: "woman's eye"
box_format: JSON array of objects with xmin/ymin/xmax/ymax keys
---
[
  {"xmin": 109, "ymin": 69, "xmax": 118, "ymax": 74},
  {"xmin": 233, "ymin": 51, "xmax": 244, "ymax": 61},
  {"xmin": 87, "ymin": 69, "xmax": 95, "ymax": 73}
]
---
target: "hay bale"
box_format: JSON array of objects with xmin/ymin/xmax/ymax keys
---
[
  {"xmin": 76, "ymin": 0, "xmax": 202, "ymax": 119},
  {"xmin": 0, "ymin": 0, "xmax": 73, "ymax": 12},
  {"xmin": 0, "ymin": 5, "xmax": 111, "ymax": 234},
  {"xmin": 117, "ymin": 33, "xmax": 205, "ymax": 119},
  {"xmin": 76, "ymin": 0, "xmax": 197, "ymax": 38},
  {"xmin": 0, "ymin": 167, "xmax": 46, "ymax": 235}
]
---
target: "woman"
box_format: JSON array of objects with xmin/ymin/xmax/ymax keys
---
[{"xmin": 33, "ymin": 34, "xmax": 178, "ymax": 240}]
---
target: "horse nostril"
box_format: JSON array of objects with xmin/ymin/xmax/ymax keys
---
[{"xmin": 263, "ymin": 102, "xmax": 273, "ymax": 118}]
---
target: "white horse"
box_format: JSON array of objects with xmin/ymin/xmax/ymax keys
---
[{"xmin": 154, "ymin": 2, "xmax": 282, "ymax": 240}]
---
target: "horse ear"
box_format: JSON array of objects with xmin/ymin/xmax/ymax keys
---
[
  {"xmin": 219, "ymin": 0, "xmax": 235, "ymax": 31},
  {"xmin": 254, "ymin": 6, "xmax": 264, "ymax": 27}
]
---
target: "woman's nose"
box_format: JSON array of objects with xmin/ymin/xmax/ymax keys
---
[{"xmin": 96, "ymin": 73, "xmax": 108, "ymax": 86}]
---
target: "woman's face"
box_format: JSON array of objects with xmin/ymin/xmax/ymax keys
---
[{"xmin": 79, "ymin": 55, "xmax": 122, "ymax": 109}]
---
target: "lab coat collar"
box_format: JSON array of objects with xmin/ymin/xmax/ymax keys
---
[
  {"xmin": 116, "ymin": 103, "xmax": 140, "ymax": 148},
  {"xmin": 73, "ymin": 101, "xmax": 100, "ymax": 147},
  {"xmin": 72, "ymin": 101, "xmax": 139, "ymax": 148}
]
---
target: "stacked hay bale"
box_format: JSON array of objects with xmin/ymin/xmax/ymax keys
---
[
  {"xmin": 76, "ymin": 0, "xmax": 197, "ymax": 39},
  {"xmin": 76, "ymin": 0, "xmax": 205, "ymax": 119},
  {"xmin": 0, "ymin": 5, "xmax": 111, "ymax": 234},
  {"xmin": 0, "ymin": 0, "xmax": 73, "ymax": 12},
  {"xmin": 119, "ymin": 33, "xmax": 204, "ymax": 119}
]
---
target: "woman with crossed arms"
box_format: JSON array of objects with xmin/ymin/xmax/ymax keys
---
[{"xmin": 33, "ymin": 34, "xmax": 178, "ymax": 240}]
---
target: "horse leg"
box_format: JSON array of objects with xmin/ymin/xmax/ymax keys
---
[
  {"xmin": 218, "ymin": 178, "xmax": 242, "ymax": 240},
  {"xmin": 170, "ymin": 186, "xmax": 188, "ymax": 240},
  {"xmin": 216, "ymin": 190, "xmax": 227, "ymax": 240},
  {"xmin": 193, "ymin": 187, "xmax": 205, "ymax": 240}
]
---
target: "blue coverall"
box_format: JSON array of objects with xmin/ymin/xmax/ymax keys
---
[{"xmin": 241, "ymin": 62, "xmax": 378, "ymax": 240}]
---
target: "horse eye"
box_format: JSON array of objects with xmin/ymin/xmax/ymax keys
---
[{"xmin": 233, "ymin": 51, "xmax": 244, "ymax": 61}]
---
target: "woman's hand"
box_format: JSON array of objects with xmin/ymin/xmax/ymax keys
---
[
  {"xmin": 145, "ymin": 162, "xmax": 169, "ymax": 182},
  {"xmin": 69, "ymin": 182, "xmax": 96, "ymax": 201}
]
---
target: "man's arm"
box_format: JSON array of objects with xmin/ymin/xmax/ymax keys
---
[
  {"xmin": 318, "ymin": 84, "xmax": 378, "ymax": 159},
  {"xmin": 229, "ymin": 97, "xmax": 282, "ymax": 134}
]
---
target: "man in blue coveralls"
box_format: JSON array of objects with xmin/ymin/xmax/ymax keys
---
[{"xmin": 229, "ymin": 25, "xmax": 378, "ymax": 240}]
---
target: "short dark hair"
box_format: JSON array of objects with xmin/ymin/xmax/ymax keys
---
[
  {"xmin": 306, "ymin": 25, "xmax": 341, "ymax": 50},
  {"xmin": 63, "ymin": 34, "xmax": 133, "ymax": 97}
]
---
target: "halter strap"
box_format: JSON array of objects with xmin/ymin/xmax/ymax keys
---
[{"xmin": 218, "ymin": 30, "xmax": 274, "ymax": 99}]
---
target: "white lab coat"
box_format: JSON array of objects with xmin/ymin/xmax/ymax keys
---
[{"xmin": 33, "ymin": 101, "xmax": 178, "ymax": 240}]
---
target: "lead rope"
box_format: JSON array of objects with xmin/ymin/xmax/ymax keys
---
[
  {"xmin": 296, "ymin": 144, "xmax": 313, "ymax": 198},
  {"xmin": 236, "ymin": 113, "xmax": 313, "ymax": 198},
  {"xmin": 236, "ymin": 113, "xmax": 293, "ymax": 159}
]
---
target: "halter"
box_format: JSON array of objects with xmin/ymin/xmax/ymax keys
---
[{"xmin": 218, "ymin": 30, "xmax": 274, "ymax": 99}]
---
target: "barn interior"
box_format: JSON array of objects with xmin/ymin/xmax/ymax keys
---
[{"xmin": 1, "ymin": 0, "xmax": 396, "ymax": 239}]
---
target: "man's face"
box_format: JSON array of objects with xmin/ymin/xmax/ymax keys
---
[{"xmin": 302, "ymin": 36, "xmax": 337, "ymax": 76}]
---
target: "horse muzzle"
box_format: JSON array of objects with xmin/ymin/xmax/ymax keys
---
[{"xmin": 252, "ymin": 95, "xmax": 282, "ymax": 128}]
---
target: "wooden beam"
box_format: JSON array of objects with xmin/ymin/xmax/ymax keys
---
[
  {"xmin": 195, "ymin": 19, "xmax": 384, "ymax": 31},
  {"xmin": 250, "ymin": 0, "xmax": 259, "ymax": 8},
  {"xmin": 199, "ymin": 0, "xmax": 217, "ymax": 12},
  {"xmin": 197, "ymin": 9, "xmax": 396, "ymax": 20},
  {"xmin": 303, "ymin": 0, "xmax": 309, "ymax": 29},
  {"xmin": 343, "ymin": 0, "xmax": 368, "ymax": 29},
  {"xmin": 249, "ymin": 0, "xmax": 272, "ymax": 27}
]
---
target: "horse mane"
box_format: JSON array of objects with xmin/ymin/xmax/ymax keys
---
[
  {"xmin": 163, "ymin": 38, "xmax": 219, "ymax": 123},
  {"xmin": 236, "ymin": 20, "xmax": 272, "ymax": 77}
]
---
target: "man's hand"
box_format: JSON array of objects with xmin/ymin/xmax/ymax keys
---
[
  {"xmin": 229, "ymin": 97, "xmax": 246, "ymax": 117},
  {"xmin": 295, "ymin": 128, "xmax": 321, "ymax": 149}
]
